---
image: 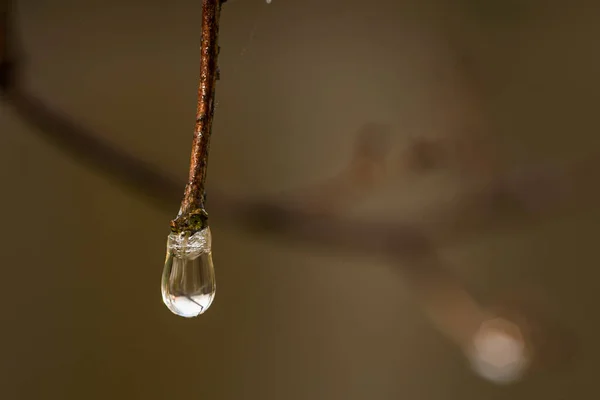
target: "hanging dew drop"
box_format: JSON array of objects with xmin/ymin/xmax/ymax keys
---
[{"xmin": 161, "ymin": 228, "xmax": 216, "ymax": 317}]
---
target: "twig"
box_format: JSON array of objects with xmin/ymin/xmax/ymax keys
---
[{"xmin": 170, "ymin": 0, "xmax": 225, "ymax": 234}]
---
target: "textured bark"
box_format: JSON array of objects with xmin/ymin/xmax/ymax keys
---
[{"xmin": 171, "ymin": 0, "xmax": 224, "ymax": 234}]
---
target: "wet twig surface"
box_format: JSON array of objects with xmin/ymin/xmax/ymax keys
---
[{"xmin": 170, "ymin": 0, "xmax": 225, "ymax": 235}]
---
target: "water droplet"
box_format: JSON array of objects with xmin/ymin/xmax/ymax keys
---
[{"xmin": 161, "ymin": 228, "xmax": 216, "ymax": 318}]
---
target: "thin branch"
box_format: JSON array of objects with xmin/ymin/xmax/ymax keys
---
[
  {"xmin": 6, "ymin": 83, "xmax": 584, "ymax": 260},
  {"xmin": 171, "ymin": 0, "xmax": 225, "ymax": 234}
]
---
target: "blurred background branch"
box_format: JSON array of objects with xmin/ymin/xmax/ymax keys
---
[{"xmin": 0, "ymin": 0, "xmax": 589, "ymax": 388}]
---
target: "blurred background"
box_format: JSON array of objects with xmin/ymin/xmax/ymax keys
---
[{"xmin": 1, "ymin": 0, "xmax": 600, "ymax": 398}]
